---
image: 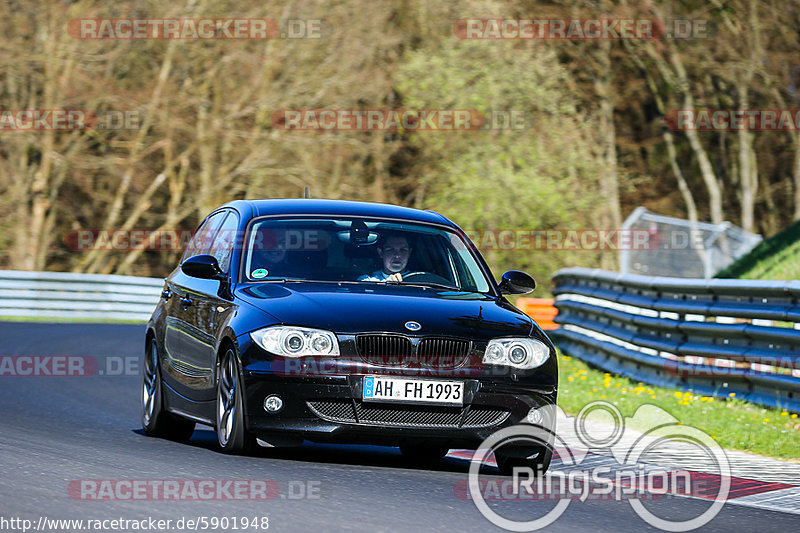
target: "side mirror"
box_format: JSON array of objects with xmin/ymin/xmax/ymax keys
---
[
  {"xmin": 181, "ymin": 255, "xmax": 225, "ymax": 280},
  {"xmin": 498, "ymin": 270, "xmax": 536, "ymax": 295}
]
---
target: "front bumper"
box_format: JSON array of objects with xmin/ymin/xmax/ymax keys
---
[
  {"xmin": 242, "ymin": 370, "xmax": 556, "ymax": 449},
  {"xmin": 237, "ymin": 329, "xmax": 558, "ymax": 449}
]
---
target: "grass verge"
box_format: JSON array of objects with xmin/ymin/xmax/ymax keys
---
[
  {"xmin": 715, "ymin": 218, "xmax": 800, "ymax": 280},
  {"xmin": 557, "ymin": 352, "xmax": 800, "ymax": 461}
]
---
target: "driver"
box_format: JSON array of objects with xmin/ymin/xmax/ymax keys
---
[{"xmin": 358, "ymin": 233, "xmax": 413, "ymax": 282}]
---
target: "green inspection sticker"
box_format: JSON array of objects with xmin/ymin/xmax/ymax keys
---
[{"xmin": 251, "ymin": 268, "xmax": 269, "ymax": 279}]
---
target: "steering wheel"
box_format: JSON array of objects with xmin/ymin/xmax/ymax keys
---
[{"xmin": 401, "ymin": 271, "xmax": 455, "ymax": 286}]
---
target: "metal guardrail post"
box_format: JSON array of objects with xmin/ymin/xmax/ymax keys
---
[
  {"xmin": 0, "ymin": 270, "xmax": 162, "ymax": 322},
  {"xmin": 550, "ymin": 267, "xmax": 800, "ymax": 412}
]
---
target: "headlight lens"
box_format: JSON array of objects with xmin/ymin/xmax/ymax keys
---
[
  {"xmin": 509, "ymin": 344, "xmax": 527, "ymax": 364},
  {"xmin": 250, "ymin": 326, "xmax": 340, "ymax": 357},
  {"xmin": 483, "ymin": 338, "xmax": 549, "ymax": 369},
  {"xmin": 485, "ymin": 343, "xmax": 504, "ymax": 363}
]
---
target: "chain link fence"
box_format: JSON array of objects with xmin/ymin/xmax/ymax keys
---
[{"xmin": 619, "ymin": 207, "xmax": 762, "ymax": 279}]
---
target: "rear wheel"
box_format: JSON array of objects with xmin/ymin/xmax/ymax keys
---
[
  {"xmin": 141, "ymin": 338, "xmax": 196, "ymax": 441},
  {"xmin": 216, "ymin": 347, "xmax": 256, "ymax": 454}
]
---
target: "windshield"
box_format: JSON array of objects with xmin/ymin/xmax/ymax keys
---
[{"xmin": 241, "ymin": 217, "xmax": 492, "ymax": 293}]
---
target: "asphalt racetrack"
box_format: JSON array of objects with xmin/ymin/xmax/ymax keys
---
[{"xmin": 1, "ymin": 322, "xmax": 797, "ymax": 532}]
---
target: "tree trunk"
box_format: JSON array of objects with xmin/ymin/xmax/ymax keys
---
[
  {"xmin": 595, "ymin": 39, "xmax": 622, "ymax": 230},
  {"xmin": 670, "ymin": 50, "xmax": 725, "ymax": 225},
  {"xmin": 737, "ymin": 84, "xmax": 756, "ymax": 232},
  {"xmin": 594, "ymin": 39, "xmax": 621, "ymax": 270},
  {"xmin": 794, "ymin": 133, "xmax": 800, "ymax": 221},
  {"xmin": 79, "ymin": 41, "xmax": 176, "ymax": 273}
]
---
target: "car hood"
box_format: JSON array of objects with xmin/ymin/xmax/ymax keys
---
[{"xmin": 235, "ymin": 282, "xmax": 532, "ymax": 341}]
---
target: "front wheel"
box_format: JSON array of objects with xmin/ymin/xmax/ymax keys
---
[
  {"xmin": 141, "ymin": 339, "xmax": 196, "ymax": 441},
  {"xmin": 216, "ymin": 347, "xmax": 256, "ymax": 454}
]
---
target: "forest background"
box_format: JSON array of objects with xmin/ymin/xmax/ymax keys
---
[{"xmin": 2, "ymin": 0, "xmax": 798, "ymax": 293}]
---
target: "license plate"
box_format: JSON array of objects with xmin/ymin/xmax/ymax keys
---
[{"xmin": 362, "ymin": 376, "xmax": 464, "ymax": 406}]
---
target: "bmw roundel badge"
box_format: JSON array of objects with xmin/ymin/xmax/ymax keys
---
[{"xmin": 404, "ymin": 321, "xmax": 422, "ymax": 331}]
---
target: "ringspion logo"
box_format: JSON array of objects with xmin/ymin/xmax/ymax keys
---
[{"xmin": 467, "ymin": 402, "xmax": 730, "ymax": 531}]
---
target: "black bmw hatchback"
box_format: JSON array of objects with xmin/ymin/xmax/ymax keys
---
[{"xmin": 142, "ymin": 199, "xmax": 557, "ymax": 473}]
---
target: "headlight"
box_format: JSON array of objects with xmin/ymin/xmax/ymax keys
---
[
  {"xmin": 483, "ymin": 338, "xmax": 549, "ymax": 369},
  {"xmin": 250, "ymin": 326, "xmax": 340, "ymax": 357}
]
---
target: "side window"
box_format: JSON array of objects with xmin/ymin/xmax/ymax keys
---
[
  {"xmin": 208, "ymin": 212, "xmax": 240, "ymax": 273},
  {"xmin": 182, "ymin": 211, "xmax": 227, "ymax": 262}
]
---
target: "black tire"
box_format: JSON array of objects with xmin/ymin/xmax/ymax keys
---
[
  {"xmin": 400, "ymin": 444, "xmax": 449, "ymax": 463},
  {"xmin": 216, "ymin": 347, "xmax": 256, "ymax": 455},
  {"xmin": 495, "ymin": 445, "xmax": 553, "ymax": 477},
  {"xmin": 141, "ymin": 338, "xmax": 196, "ymax": 441}
]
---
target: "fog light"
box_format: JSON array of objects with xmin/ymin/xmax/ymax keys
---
[
  {"xmin": 263, "ymin": 395, "xmax": 283, "ymax": 413},
  {"xmin": 526, "ymin": 407, "xmax": 543, "ymax": 425}
]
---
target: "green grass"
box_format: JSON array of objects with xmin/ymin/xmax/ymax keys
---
[
  {"xmin": 716, "ymin": 219, "xmax": 800, "ymax": 280},
  {"xmin": 557, "ymin": 352, "xmax": 800, "ymax": 461}
]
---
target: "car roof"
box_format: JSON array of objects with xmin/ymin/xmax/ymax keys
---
[{"xmin": 221, "ymin": 199, "xmax": 455, "ymax": 227}]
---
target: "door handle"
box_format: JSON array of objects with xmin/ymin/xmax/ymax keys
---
[
  {"xmin": 180, "ymin": 296, "xmax": 193, "ymax": 307},
  {"xmin": 161, "ymin": 289, "xmax": 172, "ymax": 300}
]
